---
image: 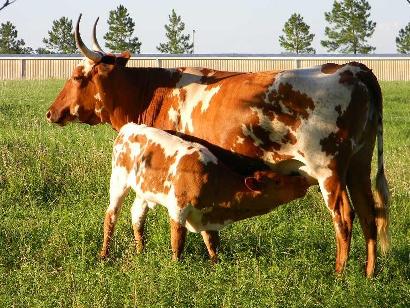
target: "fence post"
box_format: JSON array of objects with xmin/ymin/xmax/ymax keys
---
[
  {"xmin": 294, "ymin": 58, "xmax": 301, "ymax": 69},
  {"xmin": 21, "ymin": 59, "xmax": 26, "ymax": 79},
  {"xmin": 157, "ymin": 58, "xmax": 162, "ymax": 68}
]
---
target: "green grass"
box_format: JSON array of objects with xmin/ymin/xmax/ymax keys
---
[{"xmin": 0, "ymin": 80, "xmax": 409, "ymax": 307}]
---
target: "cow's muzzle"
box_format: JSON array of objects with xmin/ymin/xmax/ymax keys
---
[
  {"xmin": 46, "ymin": 109, "xmax": 61, "ymax": 123},
  {"xmin": 46, "ymin": 108, "xmax": 72, "ymax": 126}
]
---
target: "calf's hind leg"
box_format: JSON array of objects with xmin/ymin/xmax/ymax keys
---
[
  {"xmin": 100, "ymin": 175, "xmax": 130, "ymax": 258},
  {"xmin": 131, "ymin": 197, "xmax": 149, "ymax": 253},
  {"xmin": 319, "ymin": 176, "xmax": 354, "ymax": 274},
  {"xmin": 201, "ymin": 230, "xmax": 220, "ymax": 263}
]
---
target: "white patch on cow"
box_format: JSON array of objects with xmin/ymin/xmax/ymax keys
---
[
  {"xmin": 108, "ymin": 164, "xmax": 130, "ymax": 220},
  {"xmin": 236, "ymin": 136, "xmax": 245, "ymax": 145},
  {"xmin": 71, "ymin": 104, "xmax": 80, "ymax": 116},
  {"xmin": 131, "ymin": 183, "xmax": 189, "ymax": 227},
  {"xmin": 146, "ymin": 201, "xmax": 157, "ymax": 209},
  {"xmin": 250, "ymin": 106, "xmax": 291, "ymax": 145},
  {"xmin": 77, "ymin": 59, "xmax": 94, "ymax": 76},
  {"xmin": 95, "ymin": 106, "xmax": 104, "ymax": 115},
  {"xmin": 130, "ymin": 198, "xmax": 148, "ymax": 226},
  {"xmin": 168, "ymin": 106, "xmax": 179, "ymax": 125},
  {"xmin": 241, "ymin": 124, "xmax": 263, "ymax": 146},
  {"xmin": 94, "ymin": 93, "xmax": 102, "ymax": 102},
  {"xmin": 172, "ymin": 67, "xmax": 221, "ymax": 133},
  {"xmin": 199, "ymin": 86, "xmax": 220, "ymax": 112}
]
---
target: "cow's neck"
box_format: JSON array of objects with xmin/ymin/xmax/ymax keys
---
[{"xmin": 104, "ymin": 67, "xmax": 180, "ymax": 131}]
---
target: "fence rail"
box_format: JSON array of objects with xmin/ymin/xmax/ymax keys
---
[{"xmin": 1, "ymin": 55, "xmax": 409, "ymax": 81}]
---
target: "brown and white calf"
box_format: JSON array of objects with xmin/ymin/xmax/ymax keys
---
[{"xmin": 100, "ymin": 123, "xmax": 309, "ymax": 261}]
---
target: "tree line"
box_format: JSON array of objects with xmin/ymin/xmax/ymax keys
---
[{"xmin": 0, "ymin": 0, "xmax": 409, "ymax": 55}]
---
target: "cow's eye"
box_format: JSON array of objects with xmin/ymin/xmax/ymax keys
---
[
  {"xmin": 72, "ymin": 76, "xmax": 82, "ymax": 81},
  {"xmin": 273, "ymin": 178, "xmax": 282, "ymax": 186}
]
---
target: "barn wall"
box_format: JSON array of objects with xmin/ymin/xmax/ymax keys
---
[{"xmin": 1, "ymin": 56, "xmax": 409, "ymax": 81}]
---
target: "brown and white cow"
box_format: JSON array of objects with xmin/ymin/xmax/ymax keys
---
[
  {"xmin": 100, "ymin": 123, "xmax": 309, "ymax": 261},
  {"xmin": 47, "ymin": 15, "xmax": 389, "ymax": 276}
]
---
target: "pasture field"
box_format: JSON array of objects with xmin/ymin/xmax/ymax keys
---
[{"xmin": 0, "ymin": 80, "xmax": 409, "ymax": 307}]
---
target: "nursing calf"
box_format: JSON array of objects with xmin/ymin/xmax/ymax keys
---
[{"xmin": 100, "ymin": 123, "xmax": 309, "ymax": 261}]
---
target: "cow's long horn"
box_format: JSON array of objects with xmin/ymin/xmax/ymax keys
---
[
  {"xmin": 75, "ymin": 14, "xmax": 102, "ymax": 62},
  {"xmin": 92, "ymin": 17, "xmax": 105, "ymax": 53}
]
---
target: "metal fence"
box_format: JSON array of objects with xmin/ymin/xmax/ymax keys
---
[{"xmin": 0, "ymin": 55, "xmax": 409, "ymax": 81}]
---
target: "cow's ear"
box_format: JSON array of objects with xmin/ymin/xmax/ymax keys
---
[
  {"xmin": 116, "ymin": 51, "xmax": 131, "ymax": 67},
  {"xmin": 96, "ymin": 62, "xmax": 115, "ymax": 77},
  {"xmin": 244, "ymin": 177, "xmax": 263, "ymax": 193}
]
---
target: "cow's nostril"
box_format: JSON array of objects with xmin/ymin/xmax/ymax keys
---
[{"xmin": 46, "ymin": 110, "xmax": 52, "ymax": 120}]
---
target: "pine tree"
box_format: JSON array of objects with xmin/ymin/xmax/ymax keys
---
[
  {"xmin": 279, "ymin": 13, "xmax": 315, "ymax": 54},
  {"xmin": 0, "ymin": 21, "xmax": 31, "ymax": 54},
  {"xmin": 42, "ymin": 17, "xmax": 77, "ymax": 54},
  {"xmin": 157, "ymin": 9, "xmax": 193, "ymax": 54},
  {"xmin": 321, "ymin": 0, "xmax": 376, "ymax": 54},
  {"xmin": 396, "ymin": 22, "xmax": 410, "ymax": 54},
  {"xmin": 104, "ymin": 5, "xmax": 141, "ymax": 54},
  {"xmin": 36, "ymin": 47, "xmax": 51, "ymax": 54}
]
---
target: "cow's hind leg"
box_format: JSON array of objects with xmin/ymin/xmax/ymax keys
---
[
  {"xmin": 201, "ymin": 230, "xmax": 220, "ymax": 263},
  {"xmin": 131, "ymin": 197, "xmax": 149, "ymax": 253},
  {"xmin": 347, "ymin": 149, "xmax": 378, "ymax": 277},
  {"xmin": 319, "ymin": 175, "xmax": 354, "ymax": 274},
  {"xmin": 100, "ymin": 173, "xmax": 130, "ymax": 258}
]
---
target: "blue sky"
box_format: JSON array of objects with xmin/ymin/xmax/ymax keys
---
[{"xmin": 1, "ymin": 0, "xmax": 409, "ymax": 54}]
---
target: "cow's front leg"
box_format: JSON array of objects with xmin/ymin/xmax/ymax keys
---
[
  {"xmin": 170, "ymin": 219, "xmax": 187, "ymax": 261},
  {"xmin": 201, "ymin": 230, "xmax": 220, "ymax": 263},
  {"xmin": 131, "ymin": 197, "xmax": 149, "ymax": 253}
]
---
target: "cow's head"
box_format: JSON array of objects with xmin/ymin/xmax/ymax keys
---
[
  {"xmin": 46, "ymin": 14, "xmax": 130, "ymax": 126},
  {"xmin": 245, "ymin": 170, "xmax": 309, "ymax": 203}
]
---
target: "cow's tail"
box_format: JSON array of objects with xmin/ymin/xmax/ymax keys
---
[
  {"xmin": 357, "ymin": 63, "xmax": 390, "ymax": 254},
  {"xmin": 374, "ymin": 94, "xmax": 390, "ymax": 254}
]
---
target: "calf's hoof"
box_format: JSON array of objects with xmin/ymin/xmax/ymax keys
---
[
  {"xmin": 135, "ymin": 242, "xmax": 144, "ymax": 254},
  {"xmin": 210, "ymin": 255, "xmax": 219, "ymax": 264},
  {"xmin": 172, "ymin": 254, "xmax": 182, "ymax": 261},
  {"xmin": 99, "ymin": 250, "xmax": 109, "ymax": 260}
]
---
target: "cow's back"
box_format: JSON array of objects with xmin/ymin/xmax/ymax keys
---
[{"xmin": 161, "ymin": 64, "xmax": 371, "ymax": 179}]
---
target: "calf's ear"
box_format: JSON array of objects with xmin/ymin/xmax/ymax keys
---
[{"xmin": 244, "ymin": 177, "xmax": 263, "ymax": 193}]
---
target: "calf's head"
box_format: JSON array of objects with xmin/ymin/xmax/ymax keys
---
[
  {"xmin": 46, "ymin": 14, "xmax": 130, "ymax": 127},
  {"xmin": 245, "ymin": 170, "xmax": 309, "ymax": 204}
]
